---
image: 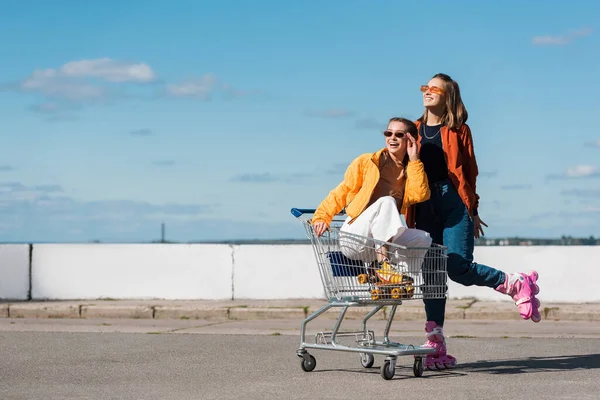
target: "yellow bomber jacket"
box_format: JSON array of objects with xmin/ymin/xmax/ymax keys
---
[{"xmin": 312, "ymin": 148, "xmax": 431, "ymax": 226}]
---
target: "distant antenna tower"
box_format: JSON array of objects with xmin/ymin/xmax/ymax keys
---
[{"xmin": 161, "ymin": 222, "xmax": 165, "ymax": 243}]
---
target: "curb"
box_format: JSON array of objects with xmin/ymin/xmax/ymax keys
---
[{"xmin": 2, "ymin": 300, "xmax": 600, "ymax": 322}]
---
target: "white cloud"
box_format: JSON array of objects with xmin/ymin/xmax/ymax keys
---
[
  {"xmin": 59, "ymin": 58, "xmax": 155, "ymax": 82},
  {"xmin": 166, "ymin": 74, "xmax": 217, "ymax": 99},
  {"xmin": 566, "ymin": 165, "xmax": 599, "ymax": 178},
  {"xmin": 547, "ymin": 165, "xmax": 600, "ymax": 180},
  {"xmin": 21, "ymin": 69, "xmax": 106, "ymax": 100},
  {"xmin": 17, "ymin": 58, "xmax": 156, "ymax": 102},
  {"xmin": 532, "ymin": 27, "xmax": 592, "ymax": 45}
]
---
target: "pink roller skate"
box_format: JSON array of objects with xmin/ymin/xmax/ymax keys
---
[
  {"xmin": 495, "ymin": 271, "xmax": 541, "ymax": 323},
  {"xmin": 421, "ymin": 321, "xmax": 457, "ymax": 370}
]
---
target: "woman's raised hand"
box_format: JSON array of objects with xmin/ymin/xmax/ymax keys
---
[{"xmin": 407, "ymin": 134, "xmax": 418, "ymax": 161}]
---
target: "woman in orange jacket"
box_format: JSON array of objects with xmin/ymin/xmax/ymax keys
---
[
  {"xmin": 311, "ymin": 117, "xmax": 433, "ymax": 281},
  {"xmin": 412, "ymin": 73, "xmax": 542, "ymax": 370}
]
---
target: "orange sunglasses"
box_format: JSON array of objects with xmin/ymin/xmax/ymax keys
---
[{"xmin": 420, "ymin": 85, "xmax": 445, "ymax": 95}]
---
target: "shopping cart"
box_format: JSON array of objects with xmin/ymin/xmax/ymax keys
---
[{"xmin": 291, "ymin": 207, "xmax": 449, "ymax": 380}]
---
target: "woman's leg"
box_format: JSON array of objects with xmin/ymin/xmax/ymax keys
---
[
  {"xmin": 388, "ymin": 228, "xmax": 432, "ymax": 270},
  {"xmin": 441, "ymin": 182, "xmax": 541, "ymax": 322},
  {"xmin": 441, "ymin": 189, "xmax": 505, "ymax": 288},
  {"xmin": 414, "ymin": 196, "xmax": 455, "ymax": 370},
  {"xmin": 339, "ymin": 196, "xmax": 406, "ymax": 263},
  {"xmin": 415, "ymin": 199, "xmax": 445, "ymax": 327}
]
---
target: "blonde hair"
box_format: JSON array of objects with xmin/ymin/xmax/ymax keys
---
[{"xmin": 419, "ymin": 73, "xmax": 468, "ymax": 130}]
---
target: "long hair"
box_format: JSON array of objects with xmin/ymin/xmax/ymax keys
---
[
  {"xmin": 419, "ymin": 73, "xmax": 468, "ymax": 130},
  {"xmin": 387, "ymin": 117, "xmax": 418, "ymax": 168}
]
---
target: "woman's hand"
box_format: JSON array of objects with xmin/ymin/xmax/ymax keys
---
[
  {"xmin": 407, "ymin": 134, "xmax": 418, "ymax": 161},
  {"xmin": 473, "ymin": 215, "xmax": 488, "ymax": 239},
  {"xmin": 313, "ymin": 221, "xmax": 329, "ymax": 237}
]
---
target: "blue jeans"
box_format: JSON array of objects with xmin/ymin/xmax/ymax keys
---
[{"xmin": 416, "ymin": 179, "xmax": 505, "ymax": 326}]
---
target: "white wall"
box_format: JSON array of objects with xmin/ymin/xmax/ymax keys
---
[
  {"xmin": 0, "ymin": 244, "xmax": 30, "ymax": 300},
  {"xmin": 31, "ymin": 244, "xmax": 233, "ymax": 300},
  {"xmin": 232, "ymin": 245, "xmax": 323, "ymax": 299},
  {"xmin": 0, "ymin": 243, "xmax": 595, "ymax": 302},
  {"xmin": 450, "ymin": 246, "xmax": 597, "ymax": 303}
]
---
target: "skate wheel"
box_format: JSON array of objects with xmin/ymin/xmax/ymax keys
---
[
  {"xmin": 532, "ymin": 284, "xmax": 540, "ymax": 295},
  {"xmin": 360, "ymin": 353, "xmax": 374, "ymax": 368},
  {"xmin": 300, "ymin": 353, "xmax": 316, "ymax": 372},
  {"xmin": 391, "ymin": 287, "xmax": 404, "ymax": 299},
  {"xmin": 530, "ymin": 270, "xmax": 539, "ymax": 281},
  {"xmin": 531, "ymin": 313, "xmax": 541, "ymax": 323},
  {"xmin": 371, "ymin": 289, "xmax": 381, "ymax": 300},
  {"xmin": 444, "ymin": 359, "xmax": 457, "ymax": 369},
  {"xmin": 413, "ymin": 357, "xmax": 424, "ymax": 377},
  {"xmin": 357, "ymin": 274, "xmax": 369, "ymax": 284},
  {"xmin": 405, "ymin": 284, "xmax": 415, "ymax": 299},
  {"xmin": 380, "ymin": 359, "xmax": 395, "ymax": 380}
]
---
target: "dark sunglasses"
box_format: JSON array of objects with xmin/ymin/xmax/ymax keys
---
[{"xmin": 383, "ymin": 130, "xmax": 406, "ymax": 139}]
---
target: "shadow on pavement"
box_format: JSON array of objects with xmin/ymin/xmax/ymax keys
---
[
  {"xmin": 460, "ymin": 353, "xmax": 600, "ymax": 374},
  {"xmin": 311, "ymin": 363, "xmax": 468, "ymax": 380}
]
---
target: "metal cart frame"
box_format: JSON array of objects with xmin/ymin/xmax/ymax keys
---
[{"xmin": 291, "ymin": 207, "xmax": 449, "ymax": 380}]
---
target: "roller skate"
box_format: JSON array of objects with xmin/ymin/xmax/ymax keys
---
[
  {"xmin": 495, "ymin": 271, "xmax": 541, "ymax": 323},
  {"xmin": 420, "ymin": 321, "xmax": 457, "ymax": 370},
  {"xmin": 357, "ymin": 261, "xmax": 415, "ymax": 300}
]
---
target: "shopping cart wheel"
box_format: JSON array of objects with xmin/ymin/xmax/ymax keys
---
[
  {"xmin": 359, "ymin": 353, "xmax": 374, "ymax": 368},
  {"xmin": 380, "ymin": 357, "xmax": 396, "ymax": 380},
  {"xmin": 413, "ymin": 357, "xmax": 424, "ymax": 377},
  {"xmin": 300, "ymin": 353, "xmax": 316, "ymax": 372}
]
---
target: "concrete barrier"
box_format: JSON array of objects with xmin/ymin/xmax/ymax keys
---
[
  {"xmin": 450, "ymin": 246, "xmax": 596, "ymax": 303},
  {"xmin": 31, "ymin": 244, "xmax": 233, "ymax": 300},
  {"xmin": 0, "ymin": 243, "xmax": 595, "ymax": 302},
  {"xmin": 232, "ymin": 245, "xmax": 324, "ymax": 299},
  {"xmin": 0, "ymin": 244, "xmax": 30, "ymax": 300}
]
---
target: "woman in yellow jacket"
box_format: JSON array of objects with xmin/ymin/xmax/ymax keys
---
[{"xmin": 311, "ymin": 117, "xmax": 433, "ymax": 280}]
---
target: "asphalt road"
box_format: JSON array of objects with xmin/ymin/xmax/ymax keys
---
[{"xmin": 0, "ymin": 319, "xmax": 599, "ymax": 399}]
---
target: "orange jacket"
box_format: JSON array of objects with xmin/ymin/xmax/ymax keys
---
[
  {"xmin": 312, "ymin": 148, "xmax": 430, "ymax": 226},
  {"xmin": 405, "ymin": 121, "xmax": 480, "ymax": 228}
]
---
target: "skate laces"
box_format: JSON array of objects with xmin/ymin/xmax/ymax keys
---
[
  {"xmin": 506, "ymin": 273, "xmax": 526, "ymax": 294},
  {"xmin": 508, "ymin": 273, "xmax": 524, "ymax": 285},
  {"xmin": 426, "ymin": 326, "xmax": 446, "ymax": 343}
]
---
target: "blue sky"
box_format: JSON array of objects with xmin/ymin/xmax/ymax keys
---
[{"xmin": 0, "ymin": 0, "xmax": 599, "ymax": 242}]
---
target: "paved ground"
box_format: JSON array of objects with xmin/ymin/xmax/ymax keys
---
[{"xmin": 0, "ymin": 318, "xmax": 599, "ymax": 399}]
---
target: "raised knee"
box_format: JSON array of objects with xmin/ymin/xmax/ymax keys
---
[
  {"xmin": 416, "ymin": 230, "xmax": 433, "ymax": 247},
  {"xmin": 377, "ymin": 196, "xmax": 397, "ymax": 208},
  {"xmin": 422, "ymin": 233, "xmax": 433, "ymax": 247}
]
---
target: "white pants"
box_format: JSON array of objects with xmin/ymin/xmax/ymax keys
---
[{"xmin": 339, "ymin": 196, "xmax": 432, "ymax": 269}]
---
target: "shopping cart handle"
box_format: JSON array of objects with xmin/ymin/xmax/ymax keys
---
[
  {"xmin": 290, "ymin": 208, "xmax": 347, "ymax": 218},
  {"xmin": 290, "ymin": 208, "xmax": 316, "ymax": 217}
]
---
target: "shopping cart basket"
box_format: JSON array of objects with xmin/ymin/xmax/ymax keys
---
[{"xmin": 291, "ymin": 207, "xmax": 449, "ymax": 380}]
